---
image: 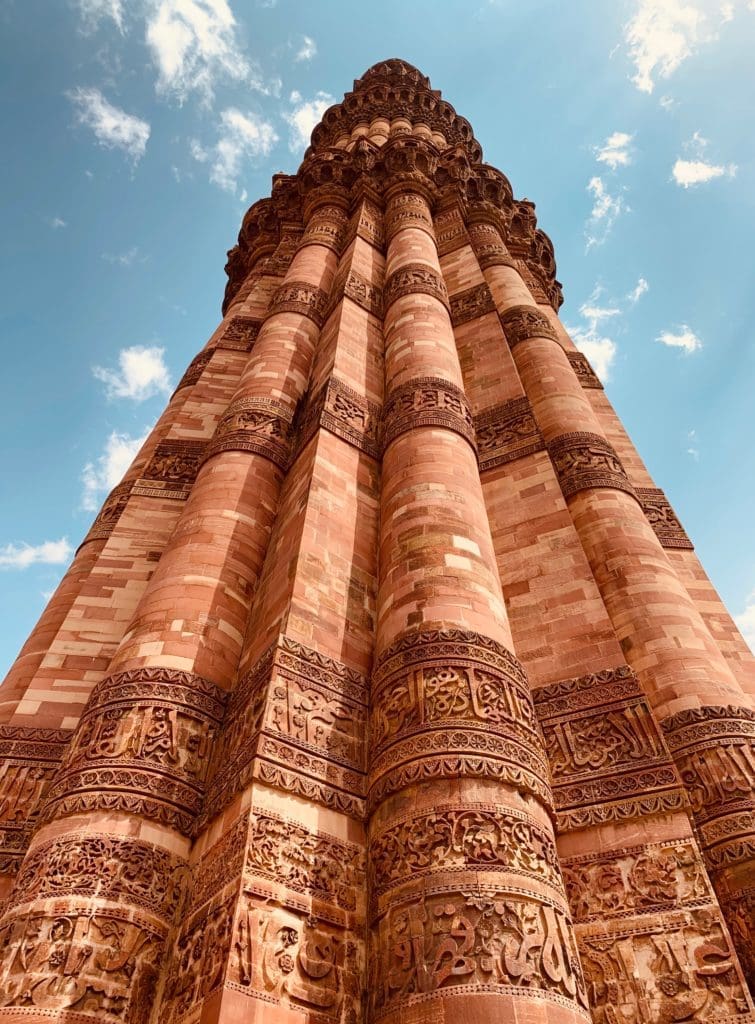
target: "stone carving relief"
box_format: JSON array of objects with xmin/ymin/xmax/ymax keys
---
[
  {"xmin": 138, "ymin": 439, "xmax": 206, "ymax": 498},
  {"xmin": 499, "ymin": 304, "xmax": 558, "ymax": 346},
  {"xmin": 547, "ymin": 431, "xmax": 637, "ymax": 500},
  {"xmin": 343, "ymin": 267, "xmax": 384, "ymax": 318},
  {"xmin": 637, "ymin": 487, "xmax": 694, "ymax": 550},
  {"xmin": 434, "ymin": 207, "xmax": 470, "ymax": 256},
  {"xmin": 385, "ymin": 192, "xmax": 435, "ymax": 240},
  {"xmin": 467, "ymin": 220, "xmax": 516, "ymax": 271},
  {"xmin": 175, "ymin": 349, "xmax": 213, "ymax": 392},
  {"xmin": 269, "ymin": 280, "xmax": 331, "ymax": 327},
  {"xmin": 81, "ymin": 479, "xmax": 134, "ymax": 545},
  {"xmin": 381, "ymin": 376, "xmax": 475, "ymax": 452},
  {"xmin": 0, "ymin": 905, "xmax": 165, "ymax": 1021},
  {"xmin": 216, "ymin": 315, "xmax": 262, "ymax": 352},
  {"xmin": 473, "ymin": 395, "xmax": 545, "ymax": 471},
  {"xmin": 449, "ymin": 282, "xmax": 496, "ymax": 326},
  {"xmin": 567, "ymin": 351, "xmax": 603, "ymax": 390},
  {"xmin": 296, "ymin": 376, "xmax": 381, "ymax": 461},
  {"xmin": 383, "ymin": 262, "xmax": 449, "ymax": 313},
  {"xmin": 369, "ymin": 890, "xmax": 589, "ymax": 1013},
  {"xmin": 300, "ymin": 205, "xmax": 348, "ymax": 255},
  {"xmin": 346, "ymin": 198, "xmax": 384, "ymax": 251},
  {"xmin": 163, "ymin": 894, "xmax": 235, "ymax": 1021},
  {"xmin": 205, "ymin": 395, "xmax": 295, "ymax": 469}
]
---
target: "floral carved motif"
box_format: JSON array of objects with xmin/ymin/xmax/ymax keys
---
[
  {"xmin": 474, "ymin": 395, "xmax": 545, "ymax": 471},
  {"xmin": 547, "ymin": 431, "xmax": 636, "ymax": 500},
  {"xmin": 215, "ymin": 315, "xmax": 262, "ymax": 352},
  {"xmin": 205, "ymin": 396, "xmax": 294, "ymax": 469},
  {"xmin": 449, "ymin": 282, "xmax": 496, "ymax": 326},
  {"xmin": 369, "ymin": 890, "xmax": 589, "ymax": 1014},
  {"xmin": 637, "ymin": 487, "xmax": 694, "ymax": 550},
  {"xmin": 382, "ymin": 376, "xmax": 475, "ymax": 452},
  {"xmin": 345, "ymin": 198, "xmax": 384, "ymax": 250},
  {"xmin": 269, "ymin": 280, "xmax": 331, "ymax": 327},
  {"xmin": 383, "ymin": 261, "xmax": 449, "ymax": 313},
  {"xmin": 162, "ymin": 894, "xmax": 235, "ymax": 1021},
  {"xmin": 499, "ymin": 304, "xmax": 557, "ymax": 347},
  {"xmin": 567, "ymin": 351, "xmax": 603, "ymax": 390}
]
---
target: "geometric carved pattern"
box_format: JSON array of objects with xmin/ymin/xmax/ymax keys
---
[
  {"xmin": 449, "ymin": 281, "xmax": 495, "ymax": 325},
  {"xmin": 383, "ymin": 261, "xmax": 450, "ymax": 313},
  {"xmin": 382, "ymin": 376, "xmax": 475, "ymax": 453},
  {"xmin": 343, "ymin": 268, "xmax": 383, "ymax": 318},
  {"xmin": 205, "ymin": 396, "xmax": 295, "ymax": 470},
  {"xmin": 296, "ymin": 375, "xmax": 381, "ymax": 461},
  {"xmin": 136, "ymin": 438, "xmax": 207, "ymax": 499},
  {"xmin": 567, "ymin": 351, "xmax": 603, "ymax": 389},
  {"xmin": 474, "ymin": 395, "xmax": 545, "ymax": 471},
  {"xmin": 547, "ymin": 431, "xmax": 637, "ymax": 500},
  {"xmin": 637, "ymin": 487, "xmax": 694, "ymax": 549},
  {"xmin": 499, "ymin": 303, "xmax": 558, "ymax": 347},
  {"xmin": 215, "ymin": 315, "xmax": 262, "ymax": 352},
  {"xmin": 534, "ymin": 665, "xmax": 682, "ymax": 830},
  {"xmin": 269, "ymin": 281, "xmax": 331, "ymax": 328},
  {"xmin": 384, "ymin": 193, "xmax": 435, "ymax": 243}
]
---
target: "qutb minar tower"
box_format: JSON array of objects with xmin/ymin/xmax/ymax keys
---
[{"xmin": 0, "ymin": 59, "xmax": 754, "ymax": 1024}]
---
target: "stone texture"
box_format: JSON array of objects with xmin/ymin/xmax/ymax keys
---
[{"xmin": 0, "ymin": 57, "xmax": 753, "ymax": 1024}]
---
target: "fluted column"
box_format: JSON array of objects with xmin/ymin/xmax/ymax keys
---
[
  {"xmin": 367, "ymin": 162, "xmax": 589, "ymax": 1024},
  {"xmin": 468, "ymin": 209, "xmax": 755, "ymax": 992},
  {"xmin": 0, "ymin": 193, "xmax": 346, "ymax": 1023}
]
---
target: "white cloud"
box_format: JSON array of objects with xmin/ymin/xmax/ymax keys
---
[
  {"xmin": 294, "ymin": 35, "xmax": 317, "ymax": 62},
  {"xmin": 659, "ymin": 94, "xmax": 677, "ymax": 110},
  {"xmin": 624, "ymin": 0, "xmax": 712, "ymax": 93},
  {"xmin": 672, "ymin": 157, "xmax": 736, "ymax": 186},
  {"xmin": 191, "ymin": 108, "xmax": 277, "ymax": 194},
  {"xmin": 628, "ymin": 277, "xmax": 649, "ymax": 302},
  {"xmin": 735, "ymin": 590, "xmax": 755, "ymax": 652},
  {"xmin": 657, "ymin": 324, "xmax": 703, "ymax": 353},
  {"xmin": 284, "ymin": 90, "xmax": 333, "ymax": 152},
  {"xmin": 101, "ymin": 246, "xmax": 147, "ymax": 266},
  {"xmin": 49, "ymin": 217, "xmax": 67, "ymax": 229},
  {"xmin": 0, "ymin": 539, "xmax": 73, "ymax": 570},
  {"xmin": 595, "ymin": 131, "xmax": 634, "ymax": 169},
  {"xmin": 566, "ymin": 287, "xmax": 621, "ymax": 380},
  {"xmin": 81, "ymin": 427, "xmax": 151, "ymax": 511},
  {"xmin": 146, "ymin": 0, "xmax": 253, "ymax": 103},
  {"xmin": 585, "ymin": 176, "xmax": 627, "ymax": 249},
  {"xmin": 68, "ymin": 87, "xmax": 150, "ymax": 162},
  {"xmin": 93, "ymin": 344, "xmax": 172, "ymax": 400},
  {"xmin": 77, "ymin": 0, "xmax": 125, "ymax": 32}
]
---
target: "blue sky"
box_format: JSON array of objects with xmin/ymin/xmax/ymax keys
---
[{"xmin": 1, "ymin": 0, "xmax": 755, "ymax": 678}]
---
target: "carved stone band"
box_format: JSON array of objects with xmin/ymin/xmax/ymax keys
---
[
  {"xmin": 384, "ymin": 191, "xmax": 435, "ymax": 242},
  {"xmin": 215, "ymin": 315, "xmax": 262, "ymax": 352},
  {"xmin": 79, "ymin": 479, "xmax": 134, "ymax": 547},
  {"xmin": 296, "ymin": 376, "xmax": 381, "ymax": 461},
  {"xmin": 499, "ymin": 303, "xmax": 558, "ymax": 347},
  {"xmin": 141, "ymin": 439, "xmax": 206, "ymax": 489},
  {"xmin": 637, "ymin": 487, "xmax": 694, "ymax": 549},
  {"xmin": 382, "ymin": 376, "xmax": 475, "ymax": 452},
  {"xmin": 204, "ymin": 396, "xmax": 295, "ymax": 469},
  {"xmin": 40, "ymin": 667, "xmax": 227, "ymax": 836},
  {"xmin": 382, "ymin": 261, "xmax": 450, "ymax": 313},
  {"xmin": 175, "ymin": 348, "xmax": 213, "ymax": 392},
  {"xmin": 474, "ymin": 395, "xmax": 545, "ymax": 471},
  {"xmin": 567, "ymin": 351, "xmax": 603, "ymax": 390},
  {"xmin": 547, "ymin": 431, "xmax": 636, "ymax": 500},
  {"xmin": 449, "ymin": 281, "xmax": 496, "ymax": 326},
  {"xmin": 269, "ymin": 280, "xmax": 331, "ymax": 327},
  {"xmin": 298, "ymin": 207, "xmax": 348, "ymax": 255}
]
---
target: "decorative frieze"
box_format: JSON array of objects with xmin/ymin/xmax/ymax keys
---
[
  {"xmin": 343, "ymin": 267, "xmax": 383, "ymax": 317},
  {"xmin": 346, "ymin": 197, "xmax": 384, "ymax": 251},
  {"xmin": 296, "ymin": 376, "xmax": 381, "ymax": 460},
  {"xmin": 637, "ymin": 487, "xmax": 694, "ymax": 549},
  {"xmin": 473, "ymin": 395, "xmax": 545, "ymax": 471},
  {"xmin": 383, "ymin": 261, "xmax": 450, "ymax": 313},
  {"xmin": 547, "ymin": 431, "xmax": 636, "ymax": 500},
  {"xmin": 204, "ymin": 396, "xmax": 294, "ymax": 469},
  {"xmin": 467, "ymin": 221, "xmax": 517, "ymax": 271},
  {"xmin": 567, "ymin": 351, "xmax": 603, "ymax": 389},
  {"xmin": 175, "ymin": 349, "xmax": 213, "ymax": 392},
  {"xmin": 384, "ymin": 191, "xmax": 434, "ymax": 241},
  {"xmin": 80, "ymin": 479, "xmax": 134, "ymax": 546},
  {"xmin": 382, "ymin": 376, "xmax": 475, "ymax": 452},
  {"xmin": 215, "ymin": 315, "xmax": 262, "ymax": 352},
  {"xmin": 299, "ymin": 205, "xmax": 348, "ymax": 255},
  {"xmin": 269, "ymin": 280, "xmax": 331, "ymax": 327},
  {"xmin": 434, "ymin": 207, "xmax": 470, "ymax": 256},
  {"xmin": 135, "ymin": 438, "xmax": 207, "ymax": 499},
  {"xmin": 499, "ymin": 303, "xmax": 558, "ymax": 347},
  {"xmin": 449, "ymin": 281, "xmax": 495, "ymax": 325}
]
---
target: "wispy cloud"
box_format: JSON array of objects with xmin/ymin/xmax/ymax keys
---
[
  {"xmin": 627, "ymin": 277, "xmax": 649, "ymax": 303},
  {"xmin": 93, "ymin": 344, "xmax": 172, "ymax": 400},
  {"xmin": 76, "ymin": 0, "xmax": 125, "ymax": 33},
  {"xmin": 68, "ymin": 87, "xmax": 150, "ymax": 162},
  {"xmin": 686, "ymin": 427, "xmax": 700, "ymax": 460},
  {"xmin": 191, "ymin": 108, "xmax": 277, "ymax": 194},
  {"xmin": 735, "ymin": 588, "xmax": 755, "ymax": 652},
  {"xmin": 585, "ymin": 176, "xmax": 628, "ymax": 249},
  {"xmin": 566, "ymin": 286, "xmax": 621, "ymax": 380},
  {"xmin": 284, "ymin": 90, "xmax": 333, "ymax": 152},
  {"xmin": 146, "ymin": 0, "xmax": 254, "ymax": 103},
  {"xmin": 294, "ymin": 35, "xmax": 316, "ymax": 62},
  {"xmin": 672, "ymin": 158, "xmax": 736, "ymax": 186},
  {"xmin": 81, "ymin": 427, "xmax": 151, "ymax": 511},
  {"xmin": 49, "ymin": 216, "xmax": 67, "ymax": 229},
  {"xmin": 657, "ymin": 324, "xmax": 703, "ymax": 353},
  {"xmin": 101, "ymin": 246, "xmax": 147, "ymax": 266},
  {"xmin": 0, "ymin": 539, "xmax": 73, "ymax": 570},
  {"xmin": 595, "ymin": 131, "xmax": 634, "ymax": 170}
]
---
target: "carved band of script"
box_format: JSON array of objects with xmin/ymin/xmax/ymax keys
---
[
  {"xmin": 381, "ymin": 376, "xmax": 475, "ymax": 452},
  {"xmin": 79, "ymin": 479, "xmax": 134, "ymax": 547},
  {"xmin": 637, "ymin": 486, "xmax": 694, "ymax": 549},
  {"xmin": 299, "ymin": 206, "xmax": 348, "ymax": 255},
  {"xmin": 374, "ymin": 627, "xmax": 527, "ymax": 688},
  {"xmin": 449, "ymin": 282, "xmax": 496, "ymax": 326},
  {"xmin": 474, "ymin": 395, "xmax": 545, "ymax": 471},
  {"xmin": 269, "ymin": 280, "xmax": 331, "ymax": 328},
  {"xmin": 499, "ymin": 303, "xmax": 558, "ymax": 347},
  {"xmin": 384, "ymin": 193, "xmax": 435, "ymax": 241},
  {"xmin": 174, "ymin": 348, "xmax": 213, "ymax": 392},
  {"xmin": 295, "ymin": 375, "xmax": 381, "ymax": 461},
  {"xmin": 140, "ymin": 439, "xmax": 207, "ymax": 490},
  {"xmin": 567, "ymin": 351, "xmax": 603, "ymax": 390},
  {"xmin": 547, "ymin": 431, "xmax": 637, "ymax": 500},
  {"xmin": 215, "ymin": 314, "xmax": 261, "ymax": 352},
  {"xmin": 204, "ymin": 395, "xmax": 295, "ymax": 469},
  {"xmin": 468, "ymin": 222, "xmax": 517, "ymax": 271},
  {"xmin": 383, "ymin": 261, "xmax": 450, "ymax": 313}
]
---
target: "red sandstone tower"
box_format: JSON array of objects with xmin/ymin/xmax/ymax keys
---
[{"xmin": 0, "ymin": 59, "xmax": 753, "ymax": 1024}]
